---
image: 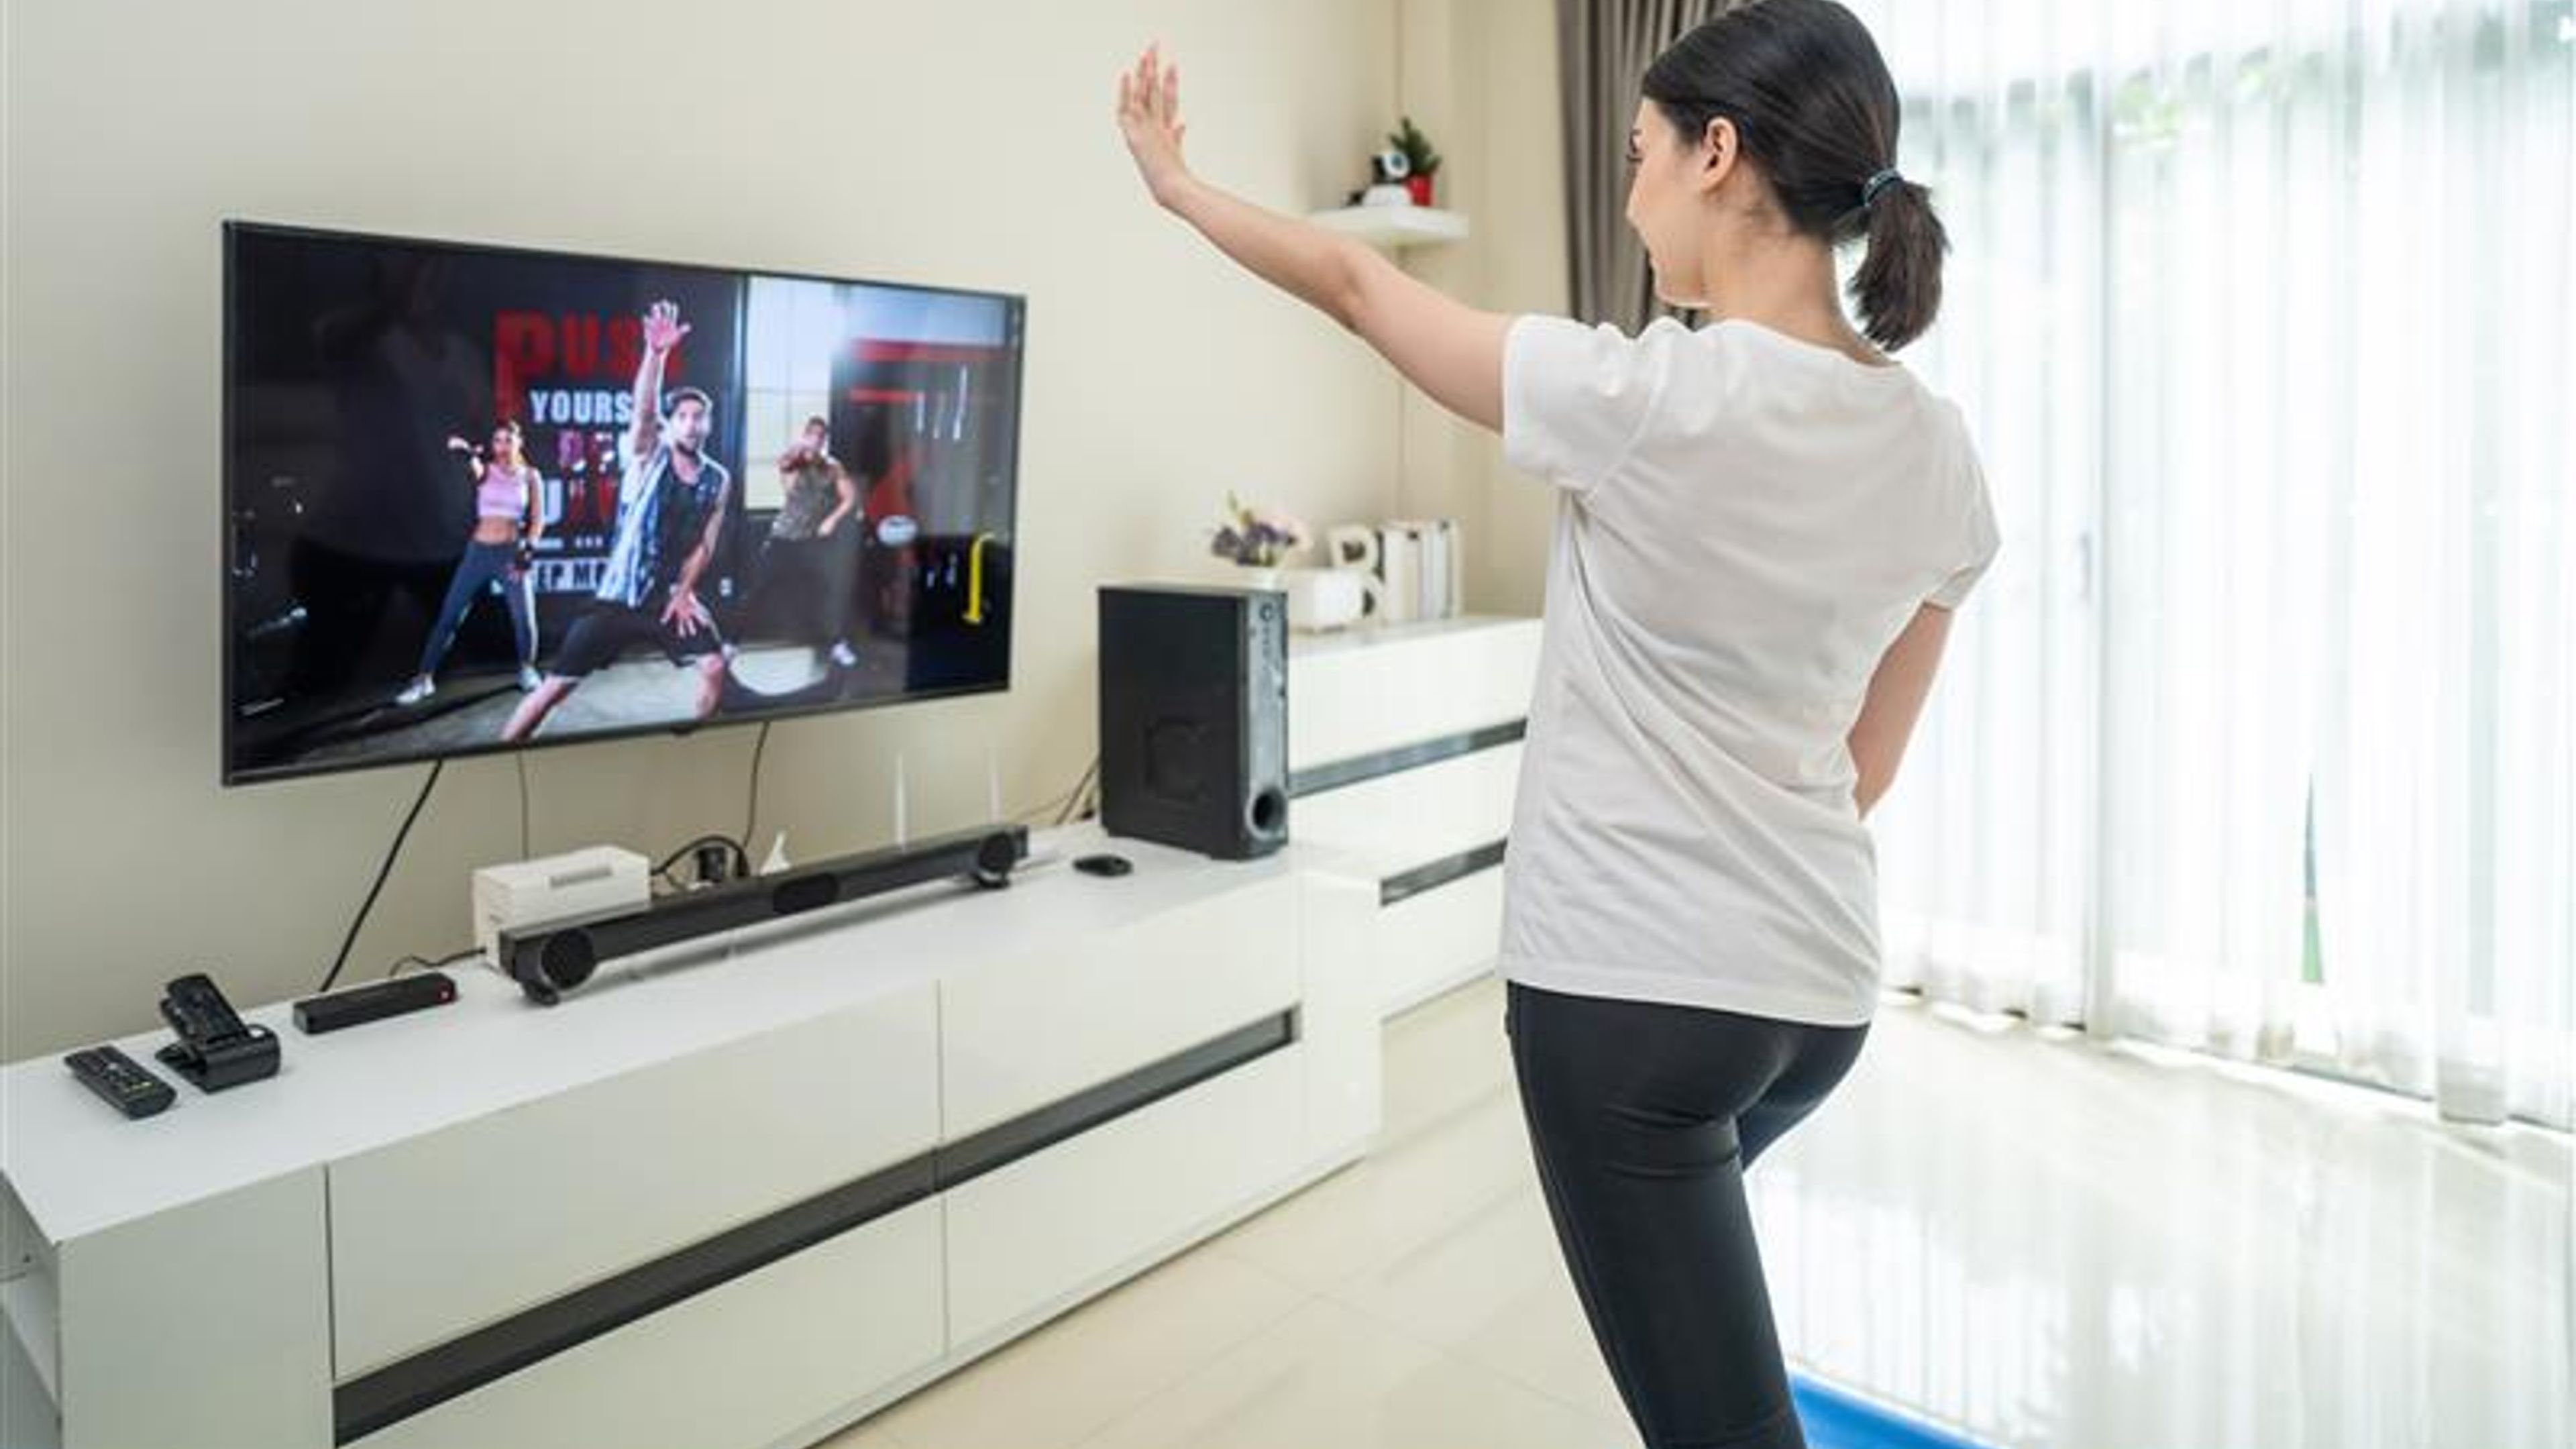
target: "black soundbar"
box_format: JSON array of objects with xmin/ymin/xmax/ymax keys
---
[{"xmin": 499, "ymin": 824, "xmax": 1028, "ymax": 1005}]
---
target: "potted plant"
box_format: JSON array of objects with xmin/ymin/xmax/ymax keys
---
[
  {"xmin": 1210, "ymin": 491, "xmax": 1310, "ymax": 589},
  {"xmin": 1389, "ymin": 115, "xmax": 1442, "ymax": 207}
]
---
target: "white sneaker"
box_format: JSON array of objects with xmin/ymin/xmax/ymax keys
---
[
  {"xmin": 518, "ymin": 666, "xmax": 544, "ymax": 692},
  {"xmin": 394, "ymin": 677, "xmax": 435, "ymax": 706},
  {"xmin": 829, "ymin": 641, "xmax": 859, "ymax": 669}
]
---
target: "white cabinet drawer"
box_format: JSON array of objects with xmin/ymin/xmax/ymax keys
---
[
  {"xmin": 329, "ymin": 985, "xmax": 938, "ymax": 1375},
  {"xmin": 943, "ymin": 1046, "xmax": 1305, "ymax": 1349},
  {"xmin": 942, "ymin": 874, "xmax": 1300, "ymax": 1140},
  {"xmin": 59, "ymin": 1174, "xmax": 329, "ymax": 1449},
  {"xmin": 1293, "ymin": 743, "xmax": 1521, "ymax": 878},
  {"xmin": 353, "ymin": 1201, "xmax": 941, "ymax": 1449},
  {"xmin": 1290, "ymin": 618, "xmax": 1540, "ymax": 772},
  {"xmin": 1376, "ymin": 865, "xmax": 1506, "ymax": 1016}
]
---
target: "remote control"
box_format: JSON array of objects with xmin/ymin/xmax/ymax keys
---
[{"xmin": 65, "ymin": 1045, "xmax": 176, "ymax": 1120}]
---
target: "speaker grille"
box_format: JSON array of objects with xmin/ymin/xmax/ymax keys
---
[
  {"xmin": 769, "ymin": 874, "xmax": 842, "ymax": 916},
  {"xmin": 540, "ymin": 930, "xmax": 598, "ymax": 990}
]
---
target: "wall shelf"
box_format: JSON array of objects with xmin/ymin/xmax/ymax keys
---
[{"xmin": 1307, "ymin": 205, "xmax": 1471, "ymax": 249}]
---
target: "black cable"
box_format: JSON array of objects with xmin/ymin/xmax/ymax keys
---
[
  {"xmin": 743, "ymin": 721, "xmax": 773, "ymax": 862},
  {"xmin": 1053, "ymin": 756, "xmax": 1101, "ymax": 825},
  {"xmin": 385, "ymin": 946, "xmax": 480, "ymax": 980},
  {"xmin": 1012, "ymin": 755, "xmax": 1100, "ymax": 827},
  {"xmin": 320, "ymin": 760, "xmax": 444, "ymax": 994},
  {"xmin": 651, "ymin": 833, "xmax": 749, "ymax": 892},
  {"xmin": 1065, "ymin": 757, "xmax": 1102, "ymax": 823}
]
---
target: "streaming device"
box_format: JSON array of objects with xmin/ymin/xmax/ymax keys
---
[
  {"xmin": 1074, "ymin": 853, "xmax": 1134, "ymax": 877},
  {"xmin": 294, "ymin": 971, "xmax": 459, "ymax": 1035}
]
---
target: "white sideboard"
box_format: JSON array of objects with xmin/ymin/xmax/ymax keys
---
[
  {"xmin": 0, "ymin": 826, "xmax": 1381, "ymax": 1449},
  {"xmin": 1287, "ymin": 614, "xmax": 1543, "ymax": 1016}
]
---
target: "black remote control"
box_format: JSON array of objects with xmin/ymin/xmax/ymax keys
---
[{"xmin": 66, "ymin": 1045, "xmax": 176, "ymax": 1120}]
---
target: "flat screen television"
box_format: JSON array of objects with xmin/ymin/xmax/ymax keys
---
[{"xmin": 223, "ymin": 221, "xmax": 1026, "ymax": 784}]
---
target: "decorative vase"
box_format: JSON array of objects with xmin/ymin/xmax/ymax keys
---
[
  {"xmin": 1405, "ymin": 174, "xmax": 1435, "ymax": 207},
  {"xmin": 1236, "ymin": 563, "xmax": 1285, "ymax": 593}
]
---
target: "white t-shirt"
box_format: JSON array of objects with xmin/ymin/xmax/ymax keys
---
[{"xmin": 1496, "ymin": 313, "xmax": 1999, "ymax": 1026}]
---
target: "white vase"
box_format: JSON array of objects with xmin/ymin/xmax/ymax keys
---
[{"xmin": 1235, "ymin": 564, "xmax": 1284, "ymax": 593}]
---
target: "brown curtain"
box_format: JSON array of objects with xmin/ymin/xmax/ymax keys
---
[{"xmin": 1554, "ymin": 0, "xmax": 1732, "ymax": 330}]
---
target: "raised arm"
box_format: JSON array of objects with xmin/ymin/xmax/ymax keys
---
[
  {"xmin": 1847, "ymin": 603, "xmax": 1955, "ymax": 817},
  {"xmin": 445, "ymin": 435, "xmax": 488, "ymax": 481},
  {"xmin": 1116, "ymin": 46, "xmax": 1507, "ymax": 431},
  {"xmin": 629, "ymin": 301, "xmax": 689, "ymax": 459}
]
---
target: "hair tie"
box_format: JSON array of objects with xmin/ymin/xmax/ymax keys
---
[{"xmin": 1861, "ymin": 167, "xmax": 1903, "ymax": 209}]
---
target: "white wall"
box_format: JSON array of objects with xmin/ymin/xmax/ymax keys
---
[{"xmin": 0, "ymin": 0, "xmax": 1421, "ymax": 1059}]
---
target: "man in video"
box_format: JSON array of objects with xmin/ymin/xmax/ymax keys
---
[
  {"xmin": 502, "ymin": 300, "xmax": 731, "ymax": 741},
  {"xmin": 735, "ymin": 415, "xmax": 862, "ymax": 669}
]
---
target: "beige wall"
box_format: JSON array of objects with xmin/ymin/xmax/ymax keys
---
[
  {"xmin": 1395, "ymin": 0, "xmax": 1570, "ymax": 620},
  {"xmin": 0, "ymin": 0, "xmax": 1450, "ymax": 1059}
]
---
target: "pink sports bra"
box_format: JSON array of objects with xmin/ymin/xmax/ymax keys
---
[{"xmin": 478, "ymin": 464, "xmax": 534, "ymax": 522}]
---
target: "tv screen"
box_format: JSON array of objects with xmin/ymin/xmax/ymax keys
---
[{"xmin": 223, "ymin": 222, "xmax": 1026, "ymax": 784}]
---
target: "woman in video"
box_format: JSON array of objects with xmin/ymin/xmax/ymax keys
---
[{"xmin": 396, "ymin": 419, "xmax": 546, "ymax": 704}]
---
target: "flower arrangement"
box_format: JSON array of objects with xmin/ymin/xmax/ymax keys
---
[{"xmin": 1210, "ymin": 491, "xmax": 1309, "ymax": 569}]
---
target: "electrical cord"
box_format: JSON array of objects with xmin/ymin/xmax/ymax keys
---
[
  {"xmin": 385, "ymin": 946, "xmax": 480, "ymax": 981},
  {"xmin": 319, "ymin": 759, "xmax": 444, "ymax": 994},
  {"xmin": 651, "ymin": 833, "xmax": 750, "ymax": 893},
  {"xmin": 1052, "ymin": 756, "xmax": 1101, "ymax": 826},
  {"xmin": 1010, "ymin": 755, "xmax": 1099, "ymax": 828},
  {"xmin": 743, "ymin": 721, "xmax": 772, "ymax": 859}
]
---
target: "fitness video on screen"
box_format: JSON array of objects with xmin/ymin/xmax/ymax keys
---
[{"xmin": 224, "ymin": 227, "xmax": 1025, "ymax": 783}]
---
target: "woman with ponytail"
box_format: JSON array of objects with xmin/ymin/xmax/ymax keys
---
[{"xmin": 1118, "ymin": 3, "xmax": 1994, "ymax": 1442}]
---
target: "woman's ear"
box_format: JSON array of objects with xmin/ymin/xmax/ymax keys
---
[{"xmin": 1697, "ymin": 115, "xmax": 1740, "ymax": 195}]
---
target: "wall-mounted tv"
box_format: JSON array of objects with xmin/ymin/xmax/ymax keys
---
[{"xmin": 223, "ymin": 221, "xmax": 1026, "ymax": 785}]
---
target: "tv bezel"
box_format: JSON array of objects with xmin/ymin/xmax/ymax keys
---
[{"xmin": 220, "ymin": 219, "xmax": 1029, "ymax": 788}]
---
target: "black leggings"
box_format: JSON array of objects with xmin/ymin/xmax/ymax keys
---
[{"xmin": 1505, "ymin": 980, "xmax": 1870, "ymax": 1449}]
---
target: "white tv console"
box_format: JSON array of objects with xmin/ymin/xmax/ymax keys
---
[
  {"xmin": 1288, "ymin": 614, "xmax": 1543, "ymax": 1016},
  {"xmin": 0, "ymin": 826, "xmax": 1382, "ymax": 1449}
]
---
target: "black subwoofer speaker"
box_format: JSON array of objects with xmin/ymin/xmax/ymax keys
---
[{"xmin": 1097, "ymin": 584, "xmax": 1289, "ymax": 860}]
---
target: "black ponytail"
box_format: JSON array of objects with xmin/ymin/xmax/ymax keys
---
[
  {"xmin": 1642, "ymin": 0, "xmax": 1946, "ymax": 351},
  {"xmin": 1851, "ymin": 174, "xmax": 1947, "ymax": 351}
]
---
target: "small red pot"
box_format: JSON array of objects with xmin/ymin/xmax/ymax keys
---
[{"xmin": 1405, "ymin": 173, "xmax": 1435, "ymax": 207}]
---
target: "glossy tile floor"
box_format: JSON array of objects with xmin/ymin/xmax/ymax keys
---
[{"xmin": 828, "ymin": 977, "xmax": 2573, "ymax": 1449}]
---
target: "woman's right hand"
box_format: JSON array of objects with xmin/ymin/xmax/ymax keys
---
[{"xmin": 1116, "ymin": 44, "xmax": 1194, "ymax": 209}]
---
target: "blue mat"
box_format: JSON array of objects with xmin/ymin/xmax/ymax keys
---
[{"xmin": 1790, "ymin": 1374, "xmax": 1991, "ymax": 1449}]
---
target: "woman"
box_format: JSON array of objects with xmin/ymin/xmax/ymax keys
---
[
  {"xmin": 396, "ymin": 419, "xmax": 546, "ymax": 704},
  {"xmin": 1115, "ymin": 3, "xmax": 1998, "ymax": 1446}
]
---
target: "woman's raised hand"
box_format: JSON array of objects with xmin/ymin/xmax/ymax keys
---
[{"xmin": 1116, "ymin": 44, "xmax": 1193, "ymax": 208}]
